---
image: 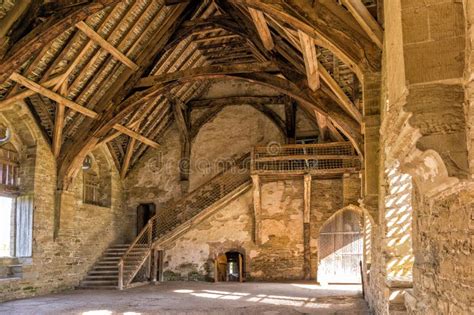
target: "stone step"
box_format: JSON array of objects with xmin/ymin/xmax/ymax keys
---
[
  {"xmin": 89, "ymin": 270, "xmax": 118, "ymax": 274},
  {"xmin": 96, "ymin": 261, "xmax": 118, "ymax": 266},
  {"xmin": 84, "ymin": 275, "xmax": 118, "ymax": 280},
  {"xmin": 389, "ymin": 302, "xmax": 407, "ymax": 315},
  {"xmin": 81, "ymin": 279, "xmax": 118, "ymax": 285},
  {"xmin": 77, "ymin": 285, "xmax": 118, "ymax": 290},
  {"xmin": 92, "ymin": 265, "xmax": 118, "ymax": 270}
]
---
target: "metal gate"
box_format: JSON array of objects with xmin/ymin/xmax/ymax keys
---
[{"xmin": 318, "ymin": 210, "xmax": 362, "ymax": 284}]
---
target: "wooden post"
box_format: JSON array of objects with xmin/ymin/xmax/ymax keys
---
[
  {"xmin": 158, "ymin": 250, "xmax": 164, "ymax": 282},
  {"xmin": 118, "ymin": 261, "xmax": 124, "ymax": 290},
  {"xmin": 248, "ymin": 8, "xmax": 274, "ymax": 51},
  {"xmin": 148, "ymin": 222, "xmax": 152, "ymax": 245},
  {"xmin": 214, "ymin": 258, "xmax": 218, "ymax": 283},
  {"xmin": 303, "ymin": 174, "xmax": 312, "ymax": 280},
  {"xmin": 238, "ymin": 254, "xmax": 243, "ymax": 283},
  {"xmin": 152, "ymin": 249, "xmax": 158, "ymax": 283},
  {"xmin": 147, "ymin": 254, "xmax": 152, "ymax": 281},
  {"xmin": 251, "ymin": 174, "xmax": 262, "ymax": 245},
  {"xmin": 285, "ymin": 101, "xmax": 296, "ymax": 144}
]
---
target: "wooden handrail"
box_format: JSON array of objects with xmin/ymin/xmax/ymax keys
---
[
  {"xmin": 253, "ymin": 141, "xmax": 353, "ymax": 150},
  {"xmin": 118, "ymin": 152, "xmax": 251, "ymax": 289}
]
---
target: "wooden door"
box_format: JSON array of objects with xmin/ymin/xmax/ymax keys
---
[{"xmin": 318, "ymin": 210, "xmax": 362, "ymax": 284}]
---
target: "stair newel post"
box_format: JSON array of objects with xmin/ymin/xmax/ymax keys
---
[
  {"xmin": 148, "ymin": 221, "xmax": 152, "ymax": 246},
  {"xmin": 118, "ymin": 260, "xmax": 124, "ymax": 290},
  {"xmin": 147, "ymin": 222, "xmax": 153, "ymax": 281},
  {"xmin": 250, "ymin": 147, "xmax": 255, "ymax": 173}
]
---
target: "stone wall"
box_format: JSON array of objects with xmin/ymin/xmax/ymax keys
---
[
  {"xmin": 161, "ymin": 176, "xmax": 361, "ymax": 282},
  {"xmin": 409, "ymin": 184, "xmax": 474, "ymax": 314},
  {"xmin": 124, "ymin": 126, "xmax": 182, "ymax": 236},
  {"xmin": 125, "ymin": 104, "xmax": 285, "ymax": 236},
  {"xmin": 0, "ymin": 104, "xmax": 130, "ymax": 302},
  {"xmin": 189, "ymin": 105, "xmax": 285, "ymax": 190},
  {"xmin": 365, "ymin": 0, "xmax": 474, "ymax": 314}
]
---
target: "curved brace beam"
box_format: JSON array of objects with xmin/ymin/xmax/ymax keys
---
[
  {"xmin": 137, "ymin": 64, "xmax": 360, "ymax": 139},
  {"xmin": 58, "ymin": 64, "xmax": 363, "ymax": 190},
  {"xmin": 229, "ymin": 0, "xmax": 381, "ymax": 79}
]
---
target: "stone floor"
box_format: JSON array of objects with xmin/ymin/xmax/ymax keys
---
[{"xmin": 0, "ymin": 281, "xmax": 370, "ymax": 315}]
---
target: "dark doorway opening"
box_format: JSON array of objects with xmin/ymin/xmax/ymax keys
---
[
  {"xmin": 136, "ymin": 203, "xmax": 156, "ymax": 235},
  {"xmin": 215, "ymin": 251, "xmax": 244, "ymax": 282}
]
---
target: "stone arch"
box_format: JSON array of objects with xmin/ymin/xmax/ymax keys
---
[
  {"xmin": 210, "ymin": 242, "xmax": 248, "ymax": 282},
  {"xmin": 318, "ymin": 204, "xmax": 374, "ymax": 231},
  {"xmin": 0, "ymin": 104, "xmax": 40, "ymax": 151},
  {"xmin": 0, "ymin": 104, "xmax": 45, "ymax": 194},
  {"xmin": 317, "ymin": 206, "xmax": 366, "ymax": 284},
  {"xmin": 79, "ymin": 146, "xmax": 114, "ymax": 208}
]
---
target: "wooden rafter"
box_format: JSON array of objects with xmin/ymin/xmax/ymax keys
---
[
  {"xmin": 229, "ymin": 0, "xmax": 381, "ymax": 77},
  {"xmin": 248, "ymin": 8, "xmax": 274, "ymax": 51},
  {"xmin": 9, "ymin": 73, "xmax": 159, "ymax": 149},
  {"xmin": 318, "ymin": 61, "xmax": 362, "ymax": 123},
  {"xmin": 341, "ymin": 0, "xmax": 383, "ymax": 49},
  {"xmin": 121, "ymin": 138, "xmax": 136, "ymax": 179},
  {"xmin": 57, "ymin": 2, "xmax": 195, "ymax": 188},
  {"xmin": 102, "ymin": 65, "xmax": 362, "ymax": 156},
  {"xmin": 75, "ymin": 21, "xmax": 139, "ymax": 71},
  {"xmin": 137, "ymin": 62, "xmax": 279, "ymax": 87},
  {"xmin": 52, "ymin": 104, "xmax": 65, "ymax": 158},
  {"xmin": 0, "ymin": 0, "xmax": 122, "ymax": 83},
  {"xmin": 298, "ymin": 30, "xmax": 320, "ymax": 92}
]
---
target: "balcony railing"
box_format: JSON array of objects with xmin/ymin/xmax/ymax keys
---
[{"xmin": 251, "ymin": 142, "xmax": 361, "ymax": 176}]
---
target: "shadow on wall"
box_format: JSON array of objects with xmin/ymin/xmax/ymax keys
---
[{"xmin": 384, "ymin": 161, "xmax": 414, "ymax": 279}]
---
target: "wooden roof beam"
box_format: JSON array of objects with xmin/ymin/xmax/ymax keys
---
[
  {"xmin": 0, "ymin": 75, "xmax": 61, "ymax": 108},
  {"xmin": 75, "ymin": 21, "xmax": 139, "ymax": 71},
  {"xmin": 52, "ymin": 104, "xmax": 65, "ymax": 158},
  {"xmin": 120, "ymin": 138, "xmax": 136, "ymax": 179},
  {"xmin": 189, "ymin": 96, "xmax": 284, "ymax": 108},
  {"xmin": 193, "ymin": 34, "xmax": 241, "ymax": 44},
  {"xmin": 318, "ymin": 60, "xmax": 362, "ymax": 123},
  {"xmin": 9, "ymin": 73, "xmax": 159, "ymax": 149},
  {"xmin": 341, "ymin": 0, "xmax": 383, "ymax": 49},
  {"xmin": 0, "ymin": 0, "xmax": 122, "ymax": 84},
  {"xmin": 298, "ymin": 30, "xmax": 320, "ymax": 92},
  {"xmin": 248, "ymin": 8, "xmax": 274, "ymax": 51},
  {"xmin": 137, "ymin": 62, "xmax": 280, "ymax": 88}
]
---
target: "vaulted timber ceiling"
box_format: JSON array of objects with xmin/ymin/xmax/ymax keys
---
[{"xmin": 0, "ymin": 0, "xmax": 382, "ymax": 187}]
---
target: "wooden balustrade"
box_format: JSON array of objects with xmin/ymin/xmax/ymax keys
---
[{"xmin": 251, "ymin": 142, "xmax": 361, "ymax": 176}]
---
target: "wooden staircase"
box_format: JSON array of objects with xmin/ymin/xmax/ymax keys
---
[
  {"xmin": 118, "ymin": 153, "xmax": 251, "ymax": 289},
  {"xmin": 78, "ymin": 244, "xmax": 149, "ymax": 289}
]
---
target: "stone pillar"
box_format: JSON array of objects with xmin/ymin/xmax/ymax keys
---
[
  {"xmin": 54, "ymin": 189, "xmax": 76, "ymax": 239},
  {"xmin": 362, "ymin": 72, "xmax": 381, "ymax": 221},
  {"xmin": 303, "ymin": 174, "xmax": 311, "ymax": 279},
  {"xmin": 251, "ymin": 175, "xmax": 262, "ymax": 245}
]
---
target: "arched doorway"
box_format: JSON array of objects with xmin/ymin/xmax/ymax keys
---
[
  {"xmin": 318, "ymin": 209, "xmax": 363, "ymax": 284},
  {"xmin": 215, "ymin": 251, "xmax": 244, "ymax": 282}
]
